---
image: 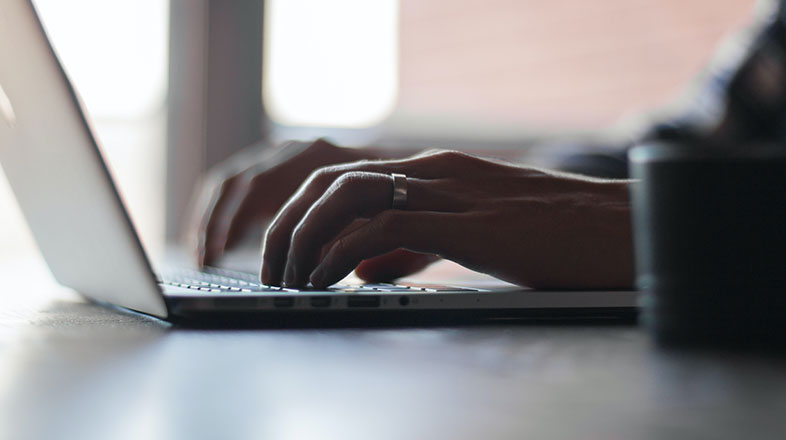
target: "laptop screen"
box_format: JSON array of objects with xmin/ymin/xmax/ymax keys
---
[{"xmin": 0, "ymin": 0, "xmax": 167, "ymax": 317}]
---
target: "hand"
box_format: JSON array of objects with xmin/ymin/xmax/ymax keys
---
[
  {"xmin": 354, "ymin": 249, "xmax": 440, "ymax": 282},
  {"xmin": 261, "ymin": 150, "xmax": 634, "ymax": 289},
  {"xmin": 193, "ymin": 139, "xmax": 364, "ymax": 267}
]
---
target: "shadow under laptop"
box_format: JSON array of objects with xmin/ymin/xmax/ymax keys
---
[{"xmin": 166, "ymin": 307, "xmax": 639, "ymax": 330}]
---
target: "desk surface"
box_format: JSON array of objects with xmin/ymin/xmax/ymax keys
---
[{"xmin": 1, "ymin": 258, "xmax": 785, "ymax": 440}]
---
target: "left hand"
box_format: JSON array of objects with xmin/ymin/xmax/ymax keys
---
[
  {"xmin": 260, "ymin": 150, "xmax": 634, "ymax": 289},
  {"xmin": 189, "ymin": 139, "xmax": 362, "ymax": 267}
]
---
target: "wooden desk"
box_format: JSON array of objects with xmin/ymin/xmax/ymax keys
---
[{"xmin": 1, "ymin": 258, "xmax": 785, "ymax": 440}]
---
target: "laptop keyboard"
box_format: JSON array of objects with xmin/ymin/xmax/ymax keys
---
[{"xmin": 159, "ymin": 267, "xmax": 478, "ymax": 294}]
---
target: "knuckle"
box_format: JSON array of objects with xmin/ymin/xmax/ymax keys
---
[
  {"xmin": 374, "ymin": 210, "xmax": 402, "ymax": 234},
  {"xmin": 207, "ymin": 164, "xmax": 243, "ymax": 189},
  {"xmin": 422, "ymin": 148, "xmax": 442, "ymax": 155},
  {"xmin": 216, "ymin": 175, "xmax": 238, "ymax": 196},
  {"xmin": 247, "ymin": 170, "xmax": 267, "ymax": 187},
  {"xmin": 309, "ymin": 166, "xmax": 340, "ymax": 187},
  {"xmin": 439, "ymin": 149, "xmax": 469, "ymax": 161},
  {"xmin": 310, "ymin": 138, "xmax": 335, "ymax": 150},
  {"xmin": 332, "ymin": 171, "xmax": 370, "ymax": 192},
  {"xmin": 418, "ymin": 149, "xmax": 469, "ymax": 166}
]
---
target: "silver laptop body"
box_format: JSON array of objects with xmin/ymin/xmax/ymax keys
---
[{"xmin": 0, "ymin": 0, "xmax": 636, "ymax": 324}]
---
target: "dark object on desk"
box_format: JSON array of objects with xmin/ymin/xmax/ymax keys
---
[{"xmin": 629, "ymin": 142, "xmax": 786, "ymax": 348}]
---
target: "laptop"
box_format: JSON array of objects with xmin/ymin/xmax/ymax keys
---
[{"xmin": 0, "ymin": 0, "xmax": 637, "ymax": 325}]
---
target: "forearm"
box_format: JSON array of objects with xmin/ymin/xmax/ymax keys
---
[
  {"xmin": 322, "ymin": 142, "xmax": 637, "ymax": 288},
  {"xmin": 496, "ymin": 176, "xmax": 634, "ymax": 289},
  {"xmin": 339, "ymin": 147, "xmax": 637, "ymax": 288}
]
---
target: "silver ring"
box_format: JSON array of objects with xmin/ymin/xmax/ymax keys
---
[{"xmin": 391, "ymin": 173, "xmax": 407, "ymax": 209}]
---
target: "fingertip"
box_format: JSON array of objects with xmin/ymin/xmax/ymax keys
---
[
  {"xmin": 195, "ymin": 245, "xmax": 204, "ymax": 266},
  {"xmin": 283, "ymin": 262, "xmax": 296, "ymax": 287},
  {"xmin": 201, "ymin": 246, "xmax": 223, "ymax": 269},
  {"xmin": 309, "ymin": 264, "xmax": 326, "ymax": 288},
  {"xmin": 202, "ymin": 252, "xmax": 213, "ymax": 267},
  {"xmin": 197, "ymin": 249, "xmax": 211, "ymax": 269},
  {"xmin": 260, "ymin": 243, "xmax": 285, "ymax": 286},
  {"xmin": 260, "ymin": 264, "xmax": 270, "ymax": 285}
]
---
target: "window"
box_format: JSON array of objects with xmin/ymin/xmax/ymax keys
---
[
  {"xmin": 263, "ymin": 0, "xmax": 398, "ymax": 128},
  {"xmin": 264, "ymin": 0, "xmax": 756, "ymax": 139},
  {"xmin": 0, "ymin": 0, "xmax": 169, "ymax": 261}
]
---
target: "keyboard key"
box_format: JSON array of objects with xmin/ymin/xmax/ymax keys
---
[
  {"xmin": 160, "ymin": 267, "xmax": 477, "ymax": 296},
  {"xmin": 423, "ymin": 288, "xmax": 478, "ymax": 292}
]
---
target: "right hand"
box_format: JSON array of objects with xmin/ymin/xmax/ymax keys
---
[
  {"xmin": 259, "ymin": 150, "xmax": 633, "ymax": 289},
  {"xmin": 192, "ymin": 138, "xmax": 439, "ymax": 281}
]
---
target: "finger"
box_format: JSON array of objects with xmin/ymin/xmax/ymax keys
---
[
  {"xmin": 317, "ymin": 218, "xmax": 370, "ymax": 262},
  {"xmin": 216, "ymin": 140, "xmax": 333, "ymax": 256},
  {"xmin": 260, "ymin": 156, "xmax": 472, "ymax": 285},
  {"xmin": 222, "ymin": 195, "xmax": 262, "ymax": 251},
  {"xmin": 281, "ymin": 171, "xmax": 390, "ymax": 286},
  {"xmin": 355, "ymin": 250, "xmax": 440, "ymax": 282},
  {"xmin": 198, "ymin": 176, "xmax": 244, "ymax": 267},
  {"xmin": 260, "ymin": 170, "xmax": 328, "ymax": 285},
  {"xmin": 309, "ymin": 210, "xmax": 465, "ymax": 288},
  {"xmin": 283, "ymin": 172, "xmax": 464, "ymax": 286},
  {"xmin": 260, "ymin": 165, "xmax": 384, "ymax": 285},
  {"xmin": 198, "ymin": 140, "xmax": 313, "ymax": 267},
  {"xmin": 186, "ymin": 184, "xmax": 213, "ymax": 267},
  {"xmin": 222, "ymin": 176, "xmax": 271, "ymax": 252}
]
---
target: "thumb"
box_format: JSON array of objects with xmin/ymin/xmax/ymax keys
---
[{"xmin": 354, "ymin": 249, "xmax": 440, "ymax": 282}]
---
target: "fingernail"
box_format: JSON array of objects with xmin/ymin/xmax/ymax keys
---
[
  {"xmin": 260, "ymin": 265, "xmax": 270, "ymax": 285},
  {"xmin": 283, "ymin": 263, "xmax": 295, "ymax": 286}
]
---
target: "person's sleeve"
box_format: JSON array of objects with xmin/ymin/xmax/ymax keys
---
[
  {"xmin": 643, "ymin": 0, "xmax": 786, "ymax": 146},
  {"xmin": 555, "ymin": 0, "xmax": 785, "ymax": 178}
]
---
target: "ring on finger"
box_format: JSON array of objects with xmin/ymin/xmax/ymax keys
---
[{"xmin": 391, "ymin": 173, "xmax": 408, "ymax": 210}]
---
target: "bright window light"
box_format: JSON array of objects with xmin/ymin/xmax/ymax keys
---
[
  {"xmin": 13, "ymin": 0, "xmax": 171, "ymax": 256},
  {"xmin": 31, "ymin": 0, "xmax": 168, "ymax": 119},
  {"xmin": 264, "ymin": 0, "xmax": 398, "ymax": 128}
]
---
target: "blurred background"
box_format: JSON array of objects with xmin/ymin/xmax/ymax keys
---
[{"xmin": 0, "ymin": 0, "xmax": 756, "ymax": 266}]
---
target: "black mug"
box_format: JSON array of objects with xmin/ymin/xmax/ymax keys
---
[{"xmin": 628, "ymin": 142, "xmax": 786, "ymax": 347}]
